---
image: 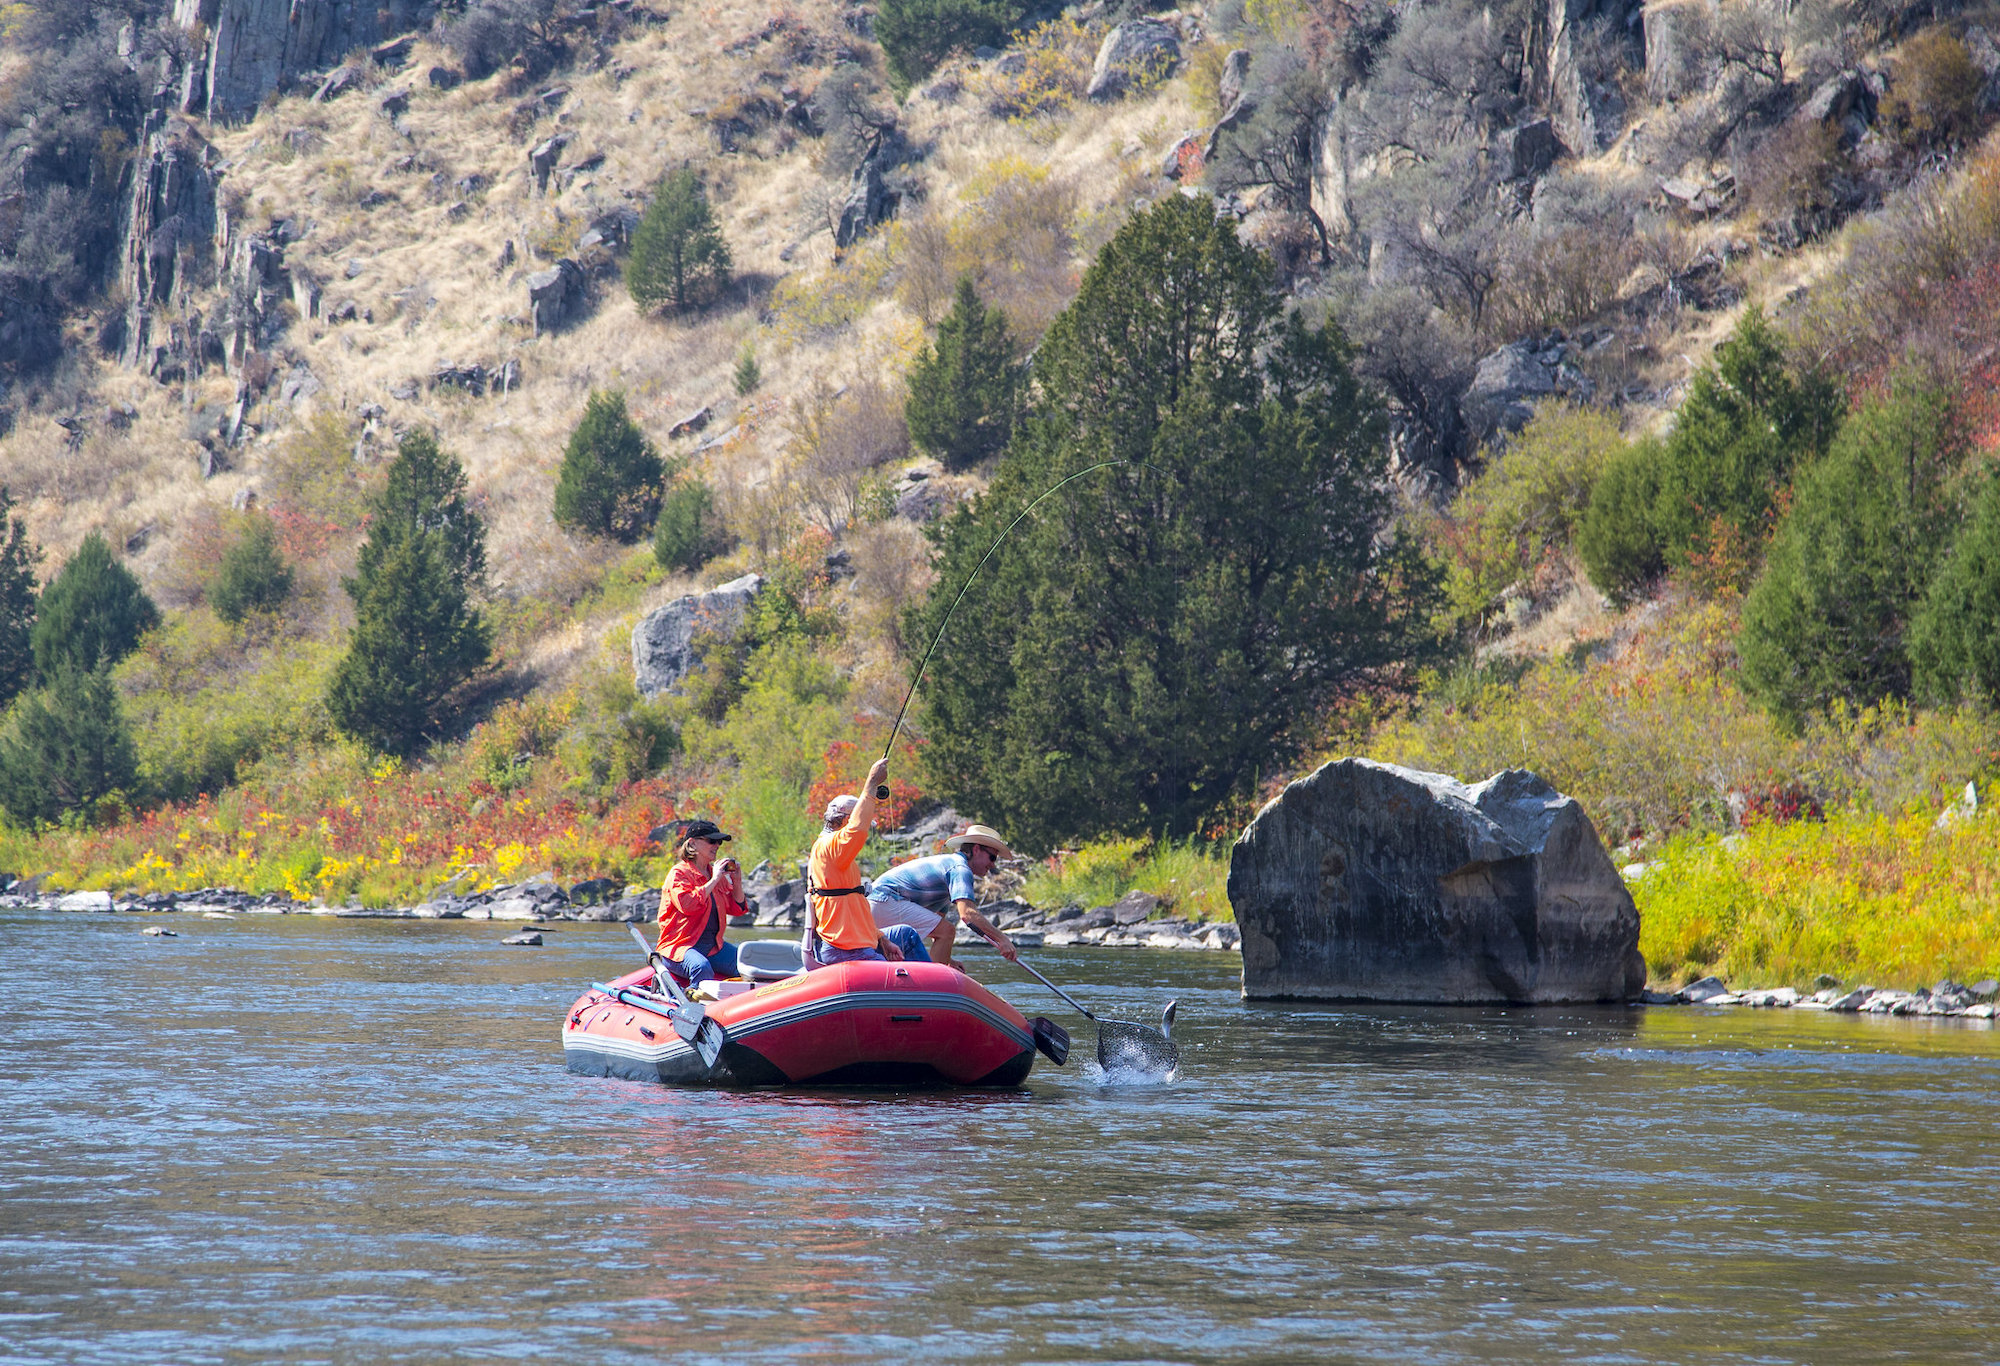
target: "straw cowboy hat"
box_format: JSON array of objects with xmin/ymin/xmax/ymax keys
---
[{"xmin": 946, "ymin": 824, "xmax": 1016, "ymax": 861}]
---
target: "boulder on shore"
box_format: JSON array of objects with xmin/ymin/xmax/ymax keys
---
[{"xmin": 1228, "ymin": 758, "xmax": 1645, "ymax": 1003}]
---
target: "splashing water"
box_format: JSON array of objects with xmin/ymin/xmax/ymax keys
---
[{"xmin": 1088, "ymin": 1020, "xmax": 1180, "ymax": 1084}]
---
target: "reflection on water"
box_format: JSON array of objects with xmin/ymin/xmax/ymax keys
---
[{"xmin": 3, "ymin": 912, "xmax": 1998, "ymax": 1364}]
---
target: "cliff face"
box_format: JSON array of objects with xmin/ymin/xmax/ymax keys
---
[
  {"xmin": 118, "ymin": 126, "xmax": 222, "ymax": 377},
  {"xmin": 174, "ymin": 0, "xmax": 379, "ymax": 120}
]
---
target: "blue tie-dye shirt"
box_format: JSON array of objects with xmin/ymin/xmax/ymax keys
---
[{"xmin": 866, "ymin": 852, "xmax": 976, "ymax": 914}]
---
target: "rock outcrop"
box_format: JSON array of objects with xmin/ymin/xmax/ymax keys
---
[
  {"xmin": 1087, "ymin": 19, "xmax": 1181, "ymax": 100},
  {"xmin": 1228, "ymin": 759, "xmax": 1646, "ymax": 1003},
  {"xmin": 1459, "ymin": 335, "xmax": 1594, "ymax": 448},
  {"xmin": 632, "ymin": 573, "xmax": 764, "ymax": 698},
  {"xmin": 526, "ymin": 258, "xmax": 585, "ymax": 335},
  {"xmin": 174, "ymin": 0, "xmax": 379, "ymax": 120}
]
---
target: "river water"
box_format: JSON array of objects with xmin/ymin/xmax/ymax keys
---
[{"xmin": 3, "ymin": 911, "xmax": 1997, "ymax": 1365}]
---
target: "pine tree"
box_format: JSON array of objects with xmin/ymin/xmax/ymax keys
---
[
  {"xmin": 0, "ymin": 487, "xmax": 40, "ymax": 708},
  {"xmin": 553, "ymin": 390, "xmax": 666, "ymax": 543},
  {"xmin": 1739, "ymin": 376, "xmax": 1957, "ymax": 730},
  {"xmin": 209, "ymin": 517, "xmax": 295, "ymax": 624},
  {"xmin": 906, "ymin": 196, "xmax": 1430, "ymax": 850},
  {"xmin": 626, "ymin": 169, "xmax": 732, "ymax": 313},
  {"xmin": 733, "ymin": 346, "xmax": 761, "ymax": 396},
  {"xmin": 1911, "ymin": 467, "xmax": 2000, "ymax": 707},
  {"xmin": 0, "ymin": 660, "xmax": 138, "ymax": 827},
  {"xmin": 326, "ymin": 431, "xmax": 491, "ymax": 758},
  {"xmin": 31, "ymin": 532, "xmax": 159, "ymax": 677},
  {"xmin": 905, "ymin": 275, "xmax": 1018, "ymax": 471}
]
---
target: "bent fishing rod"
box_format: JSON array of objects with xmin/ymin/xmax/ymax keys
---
[{"xmin": 871, "ymin": 458, "xmax": 1150, "ymax": 799}]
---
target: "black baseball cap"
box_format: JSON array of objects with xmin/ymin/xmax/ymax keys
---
[{"xmin": 681, "ymin": 819, "xmax": 731, "ymax": 843}]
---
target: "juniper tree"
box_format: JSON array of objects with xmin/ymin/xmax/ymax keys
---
[
  {"xmin": 553, "ymin": 390, "xmax": 666, "ymax": 543},
  {"xmin": 1739, "ymin": 376, "xmax": 1956, "ymax": 730},
  {"xmin": 1911, "ymin": 467, "xmax": 2000, "ymax": 708},
  {"xmin": 906, "ymin": 196, "xmax": 1433, "ymax": 851},
  {"xmin": 30, "ymin": 532, "xmax": 159, "ymax": 677},
  {"xmin": 0, "ymin": 487, "xmax": 40, "ymax": 708},
  {"xmin": 0, "ymin": 660, "xmax": 138, "ymax": 827},
  {"xmin": 627, "ymin": 169, "xmax": 732, "ymax": 314},
  {"xmin": 326, "ymin": 431, "xmax": 491, "ymax": 757},
  {"xmin": 905, "ymin": 276, "xmax": 1018, "ymax": 472},
  {"xmin": 653, "ymin": 475, "xmax": 729, "ymax": 572},
  {"xmin": 874, "ymin": 0, "xmax": 1028, "ymax": 94},
  {"xmin": 209, "ymin": 517, "xmax": 295, "ymax": 624}
]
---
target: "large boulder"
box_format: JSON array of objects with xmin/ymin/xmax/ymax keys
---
[
  {"xmin": 1228, "ymin": 759, "xmax": 1646, "ymax": 1003},
  {"xmin": 526, "ymin": 257, "xmax": 585, "ymax": 335},
  {"xmin": 1458, "ymin": 336, "xmax": 1593, "ymax": 449},
  {"xmin": 1086, "ymin": 19, "xmax": 1181, "ymax": 101},
  {"xmin": 631, "ymin": 573, "xmax": 764, "ymax": 698}
]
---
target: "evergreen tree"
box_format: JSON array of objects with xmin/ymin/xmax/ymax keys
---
[
  {"xmin": 907, "ymin": 196, "xmax": 1430, "ymax": 851},
  {"xmin": 326, "ymin": 431, "xmax": 491, "ymax": 758},
  {"xmin": 1911, "ymin": 467, "xmax": 2000, "ymax": 707},
  {"xmin": 553, "ymin": 390, "xmax": 666, "ymax": 543},
  {"xmin": 905, "ymin": 275, "xmax": 1018, "ymax": 471},
  {"xmin": 626, "ymin": 169, "xmax": 732, "ymax": 313},
  {"xmin": 875, "ymin": 0, "xmax": 1027, "ymax": 93},
  {"xmin": 30, "ymin": 532, "xmax": 159, "ymax": 677},
  {"xmin": 209, "ymin": 517, "xmax": 294, "ymax": 624},
  {"xmin": 733, "ymin": 346, "xmax": 761, "ymax": 396},
  {"xmin": 1578, "ymin": 309, "xmax": 1842, "ymax": 601},
  {"xmin": 0, "ymin": 661, "xmax": 138, "ymax": 827},
  {"xmin": 1739, "ymin": 377, "xmax": 1957, "ymax": 730},
  {"xmin": 653, "ymin": 475, "xmax": 729, "ymax": 572},
  {"xmin": 0, "ymin": 487, "xmax": 40, "ymax": 708}
]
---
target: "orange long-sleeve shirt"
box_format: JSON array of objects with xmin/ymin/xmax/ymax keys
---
[{"xmin": 656, "ymin": 863, "xmax": 745, "ymax": 962}]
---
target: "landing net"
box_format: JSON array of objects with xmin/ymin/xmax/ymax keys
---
[{"xmin": 1095, "ymin": 1020, "xmax": 1179, "ymax": 1079}]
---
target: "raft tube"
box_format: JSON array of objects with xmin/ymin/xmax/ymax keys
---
[{"xmin": 561, "ymin": 959, "xmax": 1039, "ymax": 1087}]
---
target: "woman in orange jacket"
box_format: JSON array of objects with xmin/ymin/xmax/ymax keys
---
[{"xmin": 657, "ymin": 818, "xmax": 747, "ymax": 985}]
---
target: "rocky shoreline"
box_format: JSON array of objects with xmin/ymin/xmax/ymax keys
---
[
  {"xmin": 1644, "ymin": 973, "xmax": 2000, "ymax": 1017},
  {"xmin": 0, "ymin": 877, "xmax": 1247, "ymax": 954}
]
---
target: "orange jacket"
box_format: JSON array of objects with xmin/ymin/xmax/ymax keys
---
[
  {"xmin": 809, "ymin": 813, "xmax": 877, "ymax": 950},
  {"xmin": 656, "ymin": 863, "xmax": 746, "ymax": 962}
]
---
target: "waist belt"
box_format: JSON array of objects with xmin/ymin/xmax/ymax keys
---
[{"xmin": 810, "ymin": 885, "xmax": 865, "ymax": 897}]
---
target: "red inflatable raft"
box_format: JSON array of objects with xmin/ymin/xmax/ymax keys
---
[{"xmin": 562, "ymin": 958, "xmax": 1041, "ymax": 1087}]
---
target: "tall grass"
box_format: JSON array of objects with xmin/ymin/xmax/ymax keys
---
[
  {"xmin": 1020, "ymin": 837, "xmax": 1232, "ymax": 921},
  {"xmin": 1637, "ymin": 799, "xmax": 2000, "ymax": 990}
]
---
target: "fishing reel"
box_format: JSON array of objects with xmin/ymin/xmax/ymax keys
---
[{"xmin": 875, "ymin": 784, "xmax": 890, "ymax": 800}]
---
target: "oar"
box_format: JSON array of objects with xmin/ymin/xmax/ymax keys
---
[
  {"xmin": 626, "ymin": 925, "xmax": 726, "ymax": 1068},
  {"xmin": 1013, "ymin": 957, "xmax": 1179, "ymax": 1077}
]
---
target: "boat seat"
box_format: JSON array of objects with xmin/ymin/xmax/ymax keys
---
[{"xmin": 736, "ymin": 938, "xmax": 806, "ymax": 982}]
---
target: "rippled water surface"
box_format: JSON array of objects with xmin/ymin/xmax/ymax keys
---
[{"xmin": 5, "ymin": 911, "xmax": 1999, "ymax": 1364}]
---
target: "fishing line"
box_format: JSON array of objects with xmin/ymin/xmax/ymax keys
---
[{"xmin": 872, "ymin": 458, "xmax": 1151, "ymax": 796}]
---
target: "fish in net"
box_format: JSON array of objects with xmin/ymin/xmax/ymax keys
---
[{"xmin": 1094, "ymin": 1001, "xmax": 1178, "ymax": 1079}]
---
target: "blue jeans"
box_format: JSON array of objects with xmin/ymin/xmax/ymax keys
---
[
  {"xmin": 675, "ymin": 939, "xmax": 738, "ymax": 986},
  {"xmin": 811, "ymin": 924, "xmax": 927, "ymax": 968}
]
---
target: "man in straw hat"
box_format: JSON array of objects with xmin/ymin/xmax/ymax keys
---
[{"xmin": 865, "ymin": 824, "xmax": 1021, "ymax": 969}]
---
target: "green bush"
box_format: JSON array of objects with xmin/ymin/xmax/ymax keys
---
[
  {"xmin": 733, "ymin": 346, "xmax": 761, "ymax": 396},
  {"xmin": 0, "ymin": 486, "xmax": 41, "ymax": 709},
  {"xmin": 1739, "ymin": 375, "xmax": 1957, "ymax": 730},
  {"xmin": 1578, "ymin": 309, "xmax": 1842, "ymax": 601},
  {"xmin": 0, "ymin": 661, "xmax": 138, "ymax": 827},
  {"xmin": 209, "ymin": 517, "xmax": 295, "ymax": 624},
  {"xmin": 554, "ymin": 390, "xmax": 666, "ymax": 543},
  {"xmin": 1434, "ymin": 402, "xmax": 1622, "ymax": 630},
  {"xmin": 875, "ymin": 0, "xmax": 1030, "ymax": 93},
  {"xmin": 1882, "ymin": 28, "xmax": 1984, "ymax": 151},
  {"xmin": 119, "ymin": 624, "xmax": 340, "ymax": 801},
  {"xmin": 652, "ymin": 475, "xmax": 730, "ymax": 572},
  {"xmin": 905, "ymin": 275, "xmax": 1018, "ymax": 471},
  {"xmin": 326, "ymin": 431, "xmax": 491, "ymax": 758},
  {"xmin": 1911, "ymin": 466, "xmax": 2000, "ymax": 706},
  {"xmin": 627, "ymin": 169, "xmax": 732, "ymax": 314},
  {"xmin": 31, "ymin": 532, "xmax": 159, "ymax": 677}
]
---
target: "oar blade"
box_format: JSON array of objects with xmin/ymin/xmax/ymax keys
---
[
  {"xmin": 1032, "ymin": 1016, "xmax": 1070, "ymax": 1066},
  {"xmin": 691, "ymin": 1015, "xmax": 727, "ymax": 1069}
]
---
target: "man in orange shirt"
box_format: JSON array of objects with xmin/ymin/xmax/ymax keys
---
[{"xmin": 806, "ymin": 756, "xmax": 925, "ymax": 968}]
